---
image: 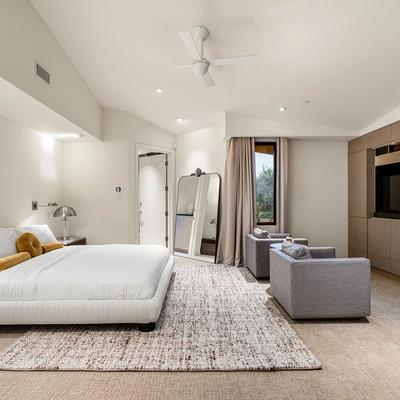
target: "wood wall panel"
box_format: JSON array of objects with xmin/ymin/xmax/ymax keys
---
[
  {"xmin": 348, "ymin": 217, "xmax": 367, "ymax": 252},
  {"xmin": 348, "ymin": 136, "xmax": 368, "ymax": 154},
  {"xmin": 390, "ymin": 220, "xmax": 400, "ymax": 262},
  {"xmin": 367, "ymin": 126, "xmax": 392, "ymax": 149},
  {"xmin": 348, "ymin": 151, "xmax": 367, "ymax": 185},
  {"xmin": 348, "ymin": 184, "xmax": 367, "ymax": 218},
  {"xmin": 391, "ymin": 122, "xmax": 400, "ymax": 142},
  {"xmin": 348, "ymin": 247, "xmax": 367, "ymax": 257},
  {"xmin": 368, "ymin": 218, "xmax": 391, "ymax": 257}
]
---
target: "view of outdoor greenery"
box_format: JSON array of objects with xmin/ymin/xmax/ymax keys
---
[{"xmin": 255, "ymin": 146, "xmax": 275, "ymax": 224}]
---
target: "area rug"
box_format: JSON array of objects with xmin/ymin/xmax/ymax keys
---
[{"xmin": 0, "ymin": 264, "xmax": 321, "ymax": 371}]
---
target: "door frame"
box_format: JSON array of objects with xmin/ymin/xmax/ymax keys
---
[{"xmin": 134, "ymin": 142, "xmax": 176, "ymax": 252}]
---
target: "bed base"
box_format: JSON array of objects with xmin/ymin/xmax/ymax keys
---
[{"xmin": 138, "ymin": 322, "xmax": 156, "ymax": 332}]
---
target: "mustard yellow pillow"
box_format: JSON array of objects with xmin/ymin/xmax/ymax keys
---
[
  {"xmin": 0, "ymin": 252, "xmax": 31, "ymax": 271},
  {"xmin": 42, "ymin": 242, "xmax": 64, "ymax": 253},
  {"xmin": 16, "ymin": 232, "xmax": 43, "ymax": 257}
]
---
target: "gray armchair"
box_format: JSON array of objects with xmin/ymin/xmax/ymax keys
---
[
  {"xmin": 245, "ymin": 234, "xmax": 308, "ymax": 278},
  {"xmin": 270, "ymin": 247, "xmax": 371, "ymax": 319}
]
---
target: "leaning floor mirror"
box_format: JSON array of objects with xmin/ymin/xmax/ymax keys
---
[{"xmin": 174, "ymin": 169, "xmax": 221, "ymax": 263}]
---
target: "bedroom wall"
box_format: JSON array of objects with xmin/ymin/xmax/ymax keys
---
[
  {"xmin": 62, "ymin": 109, "xmax": 175, "ymax": 245},
  {"xmin": 0, "ymin": 114, "xmax": 62, "ymax": 234},
  {"xmin": 175, "ymin": 126, "xmax": 226, "ymax": 179},
  {"xmin": 288, "ymin": 139, "xmax": 348, "ymax": 257},
  {"xmin": 0, "ymin": 0, "xmax": 101, "ymax": 139}
]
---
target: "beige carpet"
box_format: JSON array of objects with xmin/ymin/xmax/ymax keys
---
[
  {"xmin": 0, "ymin": 265, "xmax": 320, "ymax": 371},
  {"xmin": 0, "ymin": 259, "xmax": 400, "ymax": 399}
]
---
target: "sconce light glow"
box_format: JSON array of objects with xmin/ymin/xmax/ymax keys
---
[
  {"xmin": 279, "ymin": 106, "xmax": 287, "ymax": 112},
  {"xmin": 155, "ymin": 88, "xmax": 163, "ymax": 94},
  {"xmin": 176, "ymin": 117, "xmax": 185, "ymax": 124}
]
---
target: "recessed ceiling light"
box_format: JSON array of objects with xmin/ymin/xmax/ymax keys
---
[
  {"xmin": 303, "ymin": 99, "xmax": 311, "ymax": 104},
  {"xmin": 155, "ymin": 87, "xmax": 163, "ymax": 94},
  {"xmin": 176, "ymin": 117, "xmax": 185, "ymax": 124},
  {"xmin": 279, "ymin": 106, "xmax": 287, "ymax": 112}
]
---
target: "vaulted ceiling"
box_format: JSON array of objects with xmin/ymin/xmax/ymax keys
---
[{"xmin": 31, "ymin": 0, "xmax": 400, "ymax": 135}]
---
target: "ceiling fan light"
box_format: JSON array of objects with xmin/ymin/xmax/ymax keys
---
[{"xmin": 192, "ymin": 60, "xmax": 209, "ymax": 76}]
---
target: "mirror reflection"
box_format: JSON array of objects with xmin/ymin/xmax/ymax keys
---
[{"xmin": 174, "ymin": 172, "xmax": 220, "ymax": 263}]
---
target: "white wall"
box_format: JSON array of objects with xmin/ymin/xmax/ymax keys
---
[
  {"xmin": 0, "ymin": 114, "xmax": 62, "ymax": 234},
  {"xmin": 176, "ymin": 126, "xmax": 226, "ymax": 179},
  {"xmin": 288, "ymin": 139, "xmax": 348, "ymax": 256},
  {"xmin": 62, "ymin": 109, "xmax": 175, "ymax": 244},
  {"xmin": 0, "ymin": 0, "xmax": 101, "ymax": 139}
]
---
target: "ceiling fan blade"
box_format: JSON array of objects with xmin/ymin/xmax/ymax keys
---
[
  {"xmin": 178, "ymin": 31, "xmax": 202, "ymax": 60},
  {"xmin": 202, "ymin": 72, "xmax": 215, "ymax": 88},
  {"xmin": 210, "ymin": 54, "xmax": 258, "ymax": 66}
]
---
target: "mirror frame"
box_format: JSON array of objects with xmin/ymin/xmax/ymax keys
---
[{"xmin": 174, "ymin": 171, "xmax": 221, "ymax": 263}]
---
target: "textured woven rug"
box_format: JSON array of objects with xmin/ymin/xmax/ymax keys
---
[{"xmin": 0, "ymin": 264, "xmax": 321, "ymax": 371}]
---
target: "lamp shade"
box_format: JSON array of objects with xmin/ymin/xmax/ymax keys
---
[{"xmin": 53, "ymin": 205, "xmax": 77, "ymax": 218}]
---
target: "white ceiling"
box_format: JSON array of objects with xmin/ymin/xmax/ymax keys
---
[{"xmin": 31, "ymin": 0, "xmax": 400, "ymax": 135}]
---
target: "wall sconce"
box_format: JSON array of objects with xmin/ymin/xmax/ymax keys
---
[{"xmin": 32, "ymin": 201, "xmax": 58, "ymax": 211}]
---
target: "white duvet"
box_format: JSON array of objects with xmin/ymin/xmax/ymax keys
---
[{"xmin": 0, "ymin": 245, "xmax": 171, "ymax": 301}]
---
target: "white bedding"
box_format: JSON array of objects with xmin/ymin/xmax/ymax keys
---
[{"xmin": 0, "ymin": 244, "xmax": 170, "ymax": 301}]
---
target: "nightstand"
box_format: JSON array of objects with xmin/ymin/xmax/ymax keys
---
[{"xmin": 58, "ymin": 236, "xmax": 86, "ymax": 246}]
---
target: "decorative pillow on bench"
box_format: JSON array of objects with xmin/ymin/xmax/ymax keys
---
[{"xmin": 281, "ymin": 242, "xmax": 312, "ymax": 259}]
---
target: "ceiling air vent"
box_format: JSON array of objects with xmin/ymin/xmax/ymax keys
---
[{"xmin": 35, "ymin": 63, "xmax": 50, "ymax": 84}]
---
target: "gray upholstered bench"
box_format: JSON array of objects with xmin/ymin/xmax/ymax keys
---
[
  {"xmin": 245, "ymin": 234, "xmax": 308, "ymax": 278},
  {"xmin": 269, "ymin": 247, "xmax": 371, "ymax": 319}
]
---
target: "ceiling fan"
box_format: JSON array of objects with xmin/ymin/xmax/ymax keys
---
[{"xmin": 171, "ymin": 25, "xmax": 257, "ymax": 88}]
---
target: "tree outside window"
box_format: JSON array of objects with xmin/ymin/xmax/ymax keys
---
[{"xmin": 255, "ymin": 143, "xmax": 276, "ymax": 225}]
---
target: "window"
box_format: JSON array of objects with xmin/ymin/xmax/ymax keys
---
[{"xmin": 255, "ymin": 142, "xmax": 276, "ymax": 225}]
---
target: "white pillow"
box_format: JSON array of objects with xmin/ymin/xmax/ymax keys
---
[
  {"xmin": 16, "ymin": 224, "xmax": 57, "ymax": 244},
  {"xmin": 0, "ymin": 227, "xmax": 19, "ymax": 258}
]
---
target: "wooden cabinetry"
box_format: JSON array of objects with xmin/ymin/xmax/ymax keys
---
[
  {"xmin": 367, "ymin": 126, "xmax": 392, "ymax": 149},
  {"xmin": 348, "ymin": 135, "xmax": 367, "ymax": 154},
  {"xmin": 368, "ymin": 218, "xmax": 391, "ymax": 272},
  {"xmin": 391, "ymin": 122, "xmax": 400, "ymax": 142},
  {"xmin": 348, "ymin": 120, "xmax": 400, "ymax": 277},
  {"xmin": 348, "ymin": 217, "xmax": 367, "ymax": 257}
]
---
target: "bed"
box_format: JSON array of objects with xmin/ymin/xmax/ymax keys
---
[{"xmin": 0, "ymin": 244, "xmax": 174, "ymax": 331}]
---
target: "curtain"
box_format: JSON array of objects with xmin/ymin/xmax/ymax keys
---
[
  {"xmin": 276, "ymin": 137, "xmax": 289, "ymax": 233},
  {"xmin": 216, "ymin": 137, "xmax": 256, "ymax": 266}
]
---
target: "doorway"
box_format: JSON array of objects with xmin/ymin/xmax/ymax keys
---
[{"xmin": 138, "ymin": 152, "xmax": 169, "ymax": 246}]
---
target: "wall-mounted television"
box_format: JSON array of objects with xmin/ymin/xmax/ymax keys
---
[{"xmin": 375, "ymin": 161, "xmax": 400, "ymax": 219}]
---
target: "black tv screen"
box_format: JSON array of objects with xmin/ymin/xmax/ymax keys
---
[{"xmin": 375, "ymin": 162, "xmax": 400, "ymax": 218}]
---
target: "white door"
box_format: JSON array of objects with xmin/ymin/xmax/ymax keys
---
[{"xmin": 139, "ymin": 153, "xmax": 167, "ymax": 246}]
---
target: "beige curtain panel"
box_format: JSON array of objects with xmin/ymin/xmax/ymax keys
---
[
  {"xmin": 216, "ymin": 137, "xmax": 256, "ymax": 266},
  {"xmin": 276, "ymin": 137, "xmax": 289, "ymax": 233}
]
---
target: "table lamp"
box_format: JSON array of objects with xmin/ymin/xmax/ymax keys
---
[{"xmin": 53, "ymin": 205, "xmax": 77, "ymax": 240}]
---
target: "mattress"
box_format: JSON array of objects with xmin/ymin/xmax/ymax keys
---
[{"xmin": 0, "ymin": 245, "xmax": 174, "ymax": 325}]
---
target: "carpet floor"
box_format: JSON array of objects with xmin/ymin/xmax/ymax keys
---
[
  {"xmin": 0, "ymin": 258, "xmax": 400, "ymax": 399},
  {"xmin": 0, "ymin": 264, "xmax": 320, "ymax": 371}
]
